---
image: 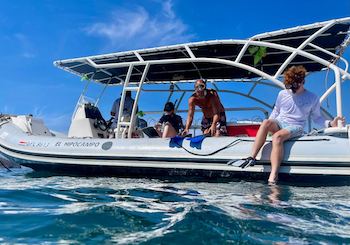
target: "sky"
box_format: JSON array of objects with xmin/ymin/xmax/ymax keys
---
[{"xmin": 0, "ymin": 0, "xmax": 349, "ymax": 132}]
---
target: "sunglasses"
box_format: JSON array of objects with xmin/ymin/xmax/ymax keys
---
[{"xmin": 195, "ymin": 84, "xmax": 206, "ymax": 90}]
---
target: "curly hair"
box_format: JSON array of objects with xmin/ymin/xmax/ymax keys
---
[{"xmin": 284, "ymin": 65, "xmax": 307, "ymax": 88}]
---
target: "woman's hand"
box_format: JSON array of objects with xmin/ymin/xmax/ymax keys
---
[
  {"xmin": 181, "ymin": 129, "xmax": 189, "ymax": 136},
  {"xmin": 154, "ymin": 123, "xmax": 162, "ymax": 131},
  {"xmin": 330, "ymin": 116, "xmax": 345, "ymax": 127}
]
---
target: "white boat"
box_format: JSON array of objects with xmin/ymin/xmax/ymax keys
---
[{"xmin": 1, "ymin": 17, "xmax": 350, "ymax": 179}]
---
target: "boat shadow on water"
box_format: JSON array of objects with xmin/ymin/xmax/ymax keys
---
[
  {"xmin": 0, "ymin": 153, "xmax": 20, "ymax": 170},
  {"xmin": 24, "ymin": 163, "xmax": 350, "ymax": 187}
]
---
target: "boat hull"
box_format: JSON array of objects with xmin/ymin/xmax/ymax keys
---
[{"xmin": 1, "ymin": 121, "xmax": 350, "ymax": 178}]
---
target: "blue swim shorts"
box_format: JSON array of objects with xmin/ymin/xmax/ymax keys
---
[{"xmin": 274, "ymin": 120, "xmax": 304, "ymax": 138}]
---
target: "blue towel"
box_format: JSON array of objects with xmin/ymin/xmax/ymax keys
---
[
  {"xmin": 187, "ymin": 135, "xmax": 205, "ymax": 143},
  {"xmin": 169, "ymin": 135, "xmax": 185, "ymax": 147},
  {"xmin": 186, "ymin": 134, "xmax": 210, "ymax": 149}
]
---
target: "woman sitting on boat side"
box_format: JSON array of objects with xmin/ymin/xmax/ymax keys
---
[
  {"xmin": 155, "ymin": 102, "xmax": 184, "ymax": 138},
  {"xmin": 235, "ymin": 66, "xmax": 345, "ymax": 184},
  {"xmin": 182, "ymin": 79, "xmax": 227, "ymax": 137}
]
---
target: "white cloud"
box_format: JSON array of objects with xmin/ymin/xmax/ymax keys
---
[
  {"xmin": 44, "ymin": 113, "xmax": 71, "ymax": 133},
  {"xmin": 29, "ymin": 105, "xmax": 71, "ymax": 132},
  {"xmin": 162, "ymin": 0, "xmax": 175, "ymax": 19},
  {"xmin": 86, "ymin": 7, "xmax": 148, "ymax": 41},
  {"xmin": 14, "ymin": 33, "xmax": 36, "ymax": 59},
  {"xmin": 32, "ymin": 106, "xmax": 47, "ymax": 118},
  {"xmin": 31, "ymin": 107, "xmax": 71, "ymax": 133},
  {"xmin": 84, "ymin": 0, "xmax": 194, "ymax": 50},
  {"xmin": 22, "ymin": 52, "xmax": 36, "ymax": 58}
]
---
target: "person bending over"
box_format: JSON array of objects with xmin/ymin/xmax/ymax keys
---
[
  {"xmin": 155, "ymin": 102, "xmax": 184, "ymax": 138},
  {"xmin": 182, "ymin": 79, "xmax": 227, "ymax": 137},
  {"xmin": 235, "ymin": 66, "xmax": 345, "ymax": 184}
]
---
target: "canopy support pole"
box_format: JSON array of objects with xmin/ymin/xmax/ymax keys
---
[
  {"xmin": 116, "ymin": 64, "xmax": 134, "ymax": 138},
  {"xmin": 334, "ymin": 67, "xmax": 343, "ymax": 125},
  {"xmin": 128, "ymin": 63, "xmax": 150, "ymax": 138}
]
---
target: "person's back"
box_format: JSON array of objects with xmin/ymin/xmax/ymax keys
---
[
  {"xmin": 110, "ymin": 91, "xmax": 138, "ymax": 128},
  {"xmin": 111, "ymin": 96, "xmax": 135, "ymax": 118}
]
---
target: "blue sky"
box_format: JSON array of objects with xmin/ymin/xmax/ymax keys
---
[{"xmin": 0, "ymin": 0, "xmax": 350, "ymax": 132}]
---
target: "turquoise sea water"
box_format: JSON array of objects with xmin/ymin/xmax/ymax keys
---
[{"xmin": 1, "ymin": 167, "xmax": 350, "ymax": 244}]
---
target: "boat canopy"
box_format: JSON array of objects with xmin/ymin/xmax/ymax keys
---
[{"xmin": 54, "ymin": 17, "xmax": 350, "ymax": 85}]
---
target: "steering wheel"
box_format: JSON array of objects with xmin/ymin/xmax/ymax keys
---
[
  {"xmin": 105, "ymin": 117, "xmax": 114, "ymax": 129},
  {"xmin": 94, "ymin": 117, "xmax": 115, "ymax": 132},
  {"xmin": 94, "ymin": 119, "xmax": 108, "ymax": 131}
]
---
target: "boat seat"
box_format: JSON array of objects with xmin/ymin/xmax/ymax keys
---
[
  {"xmin": 137, "ymin": 118, "xmax": 148, "ymax": 129},
  {"xmin": 11, "ymin": 115, "xmax": 51, "ymax": 136},
  {"xmin": 226, "ymin": 124, "xmax": 260, "ymax": 137},
  {"xmin": 84, "ymin": 103, "xmax": 105, "ymax": 122}
]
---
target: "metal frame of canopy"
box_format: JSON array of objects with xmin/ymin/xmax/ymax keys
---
[
  {"xmin": 54, "ymin": 17, "xmax": 350, "ymax": 83},
  {"xmin": 55, "ymin": 17, "xmax": 350, "ymax": 138}
]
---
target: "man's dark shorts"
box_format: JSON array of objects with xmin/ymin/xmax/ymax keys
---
[{"xmin": 201, "ymin": 112, "xmax": 227, "ymax": 135}]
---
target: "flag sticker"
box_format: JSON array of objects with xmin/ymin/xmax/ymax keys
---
[{"xmin": 18, "ymin": 140, "xmax": 27, "ymax": 145}]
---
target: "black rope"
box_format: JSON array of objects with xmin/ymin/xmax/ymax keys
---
[
  {"xmin": 172, "ymin": 136, "xmax": 327, "ymax": 157},
  {"xmin": 175, "ymin": 138, "xmax": 242, "ymax": 156}
]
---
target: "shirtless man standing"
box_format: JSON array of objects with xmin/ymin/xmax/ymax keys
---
[{"xmin": 182, "ymin": 79, "xmax": 227, "ymax": 137}]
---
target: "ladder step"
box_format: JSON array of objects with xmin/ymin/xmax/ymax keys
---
[{"xmin": 124, "ymin": 87, "xmax": 139, "ymax": 91}]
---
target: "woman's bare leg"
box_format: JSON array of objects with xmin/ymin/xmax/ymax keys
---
[
  {"xmin": 162, "ymin": 123, "xmax": 177, "ymax": 138},
  {"xmin": 251, "ymin": 119, "xmax": 280, "ymax": 158},
  {"xmin": 268, "ymin": 129, "xmax": 291, "ymax": 183}
]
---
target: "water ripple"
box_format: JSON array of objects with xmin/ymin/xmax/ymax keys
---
[{"xmin": 0, "ymin": 169, "xmax": 349, "ymax": 244}]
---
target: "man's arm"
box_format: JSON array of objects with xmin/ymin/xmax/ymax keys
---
[
  {"xmin": 183, "ymin": 98, "xmax": 195, "ymax": 135},
  {"xmin": 208, "ymin": 95, "xmax": 221, "ymax": 136},
  {"xmin": 110, "ymin": 100, "xmax": 118, "ymax": 117}
]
